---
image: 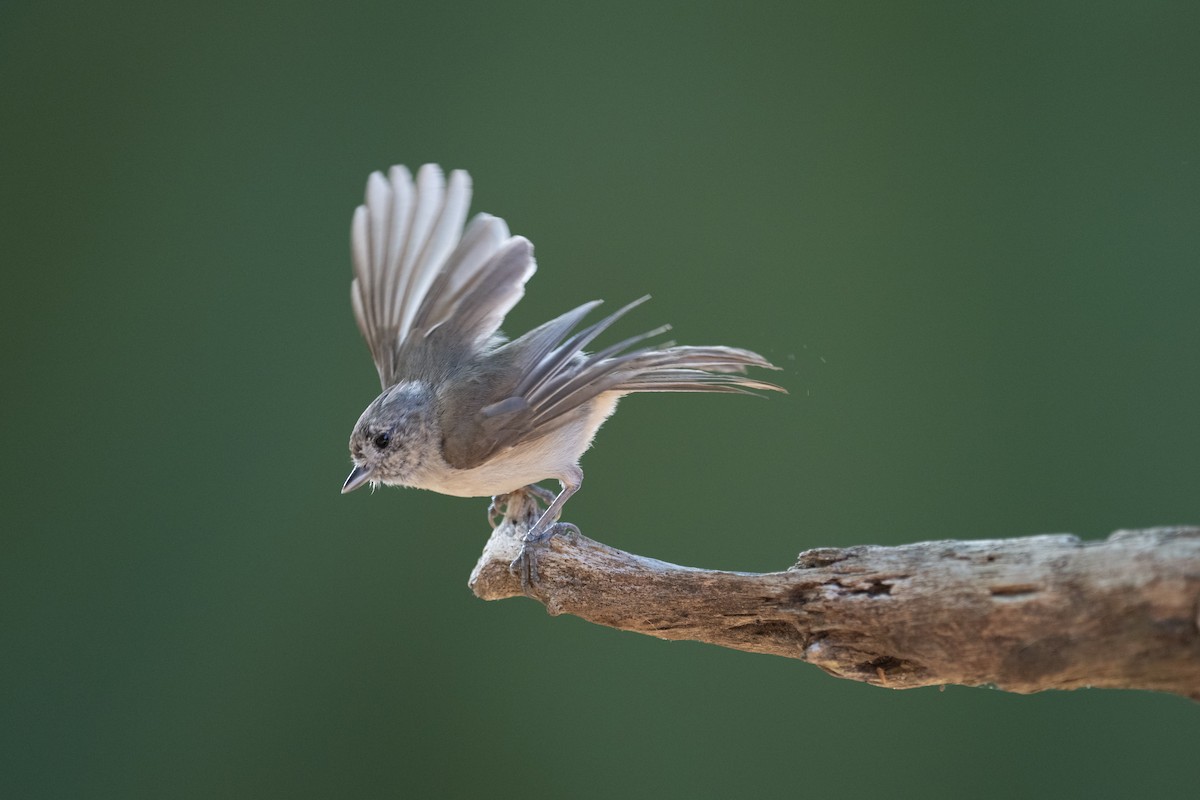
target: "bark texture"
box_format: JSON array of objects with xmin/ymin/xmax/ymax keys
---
[{"xmin": 469, "ymin": 494, "xmax": 1200, "ymax": 699}]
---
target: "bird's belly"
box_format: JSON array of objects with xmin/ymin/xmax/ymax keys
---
[
  {"xmin": 413, "ymin": 399, "xmax": 621, "ymax": 497},
  {"xmin": 416, "ymin": 463, "xmax": 546, "ymax": 497}
]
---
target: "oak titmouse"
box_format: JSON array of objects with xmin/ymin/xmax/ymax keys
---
[{"xmin": 341, "ymin": 164, "xmax": 784, "ymax": 557}]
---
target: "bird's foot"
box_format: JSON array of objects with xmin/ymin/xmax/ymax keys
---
[
  {"xmin": 523, "ymin": 484, "xmax": 558, "ymax": 506},
  {"xmin": 488, "ymin": 484, "xmax": 558, "ymax": 529},
  {"xmin": 487, "ymin": 495, "xmax": 506, "ymax": 529},
  {"xmin": 509, "ymin": 521, "xmax": 580, "ymax": 594}
]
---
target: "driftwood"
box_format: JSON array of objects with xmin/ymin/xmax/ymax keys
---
[{"xmin": 469, "ymin": 493, "xmax": 1200, "ymax": 700}]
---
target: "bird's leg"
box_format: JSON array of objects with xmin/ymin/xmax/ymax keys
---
[{"xmin": 509, "ymin": 470, "xmax": 582, "ymax": 591}]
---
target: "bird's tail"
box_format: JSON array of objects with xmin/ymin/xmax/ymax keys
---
[
  {"xmin": 493, "ymin": 296, "xmax": 784, "ymax": 435},
  {"xmin": 606, "ymin": 344, "xmax": 785, "ymax": 395}
]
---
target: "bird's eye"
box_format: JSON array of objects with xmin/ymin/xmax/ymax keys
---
[{"xmin": 373, "ymin": 431, "xmax": 391, "ymax": 450}]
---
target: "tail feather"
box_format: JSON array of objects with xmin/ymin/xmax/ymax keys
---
[{"xmin": 523, "ymin": 321, "xmax": 785, "ymax": 431}]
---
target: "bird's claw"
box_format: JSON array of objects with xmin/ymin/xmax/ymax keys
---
[
  {"xmin": 487, "ymin": 495, "xmax": 505, "ymax": 529},
  {"xmin": 524, "ymin": 484, "xmax": 557, "ymax": 505},
  {"xmin": 509, "ymin": 521, "xmax": 580, "ymax": 594}
]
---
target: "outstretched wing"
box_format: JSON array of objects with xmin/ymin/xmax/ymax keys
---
[
  {"xmin": 350, "ymin": 164, "xmax": 536, "ymax": 388},
  {"xmin": 439, "ymin": 297, "xmax": 785, "ymax": 469}
]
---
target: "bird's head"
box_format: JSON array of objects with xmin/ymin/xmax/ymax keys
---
[{"xmin": 343, "ymin": 381, "xmax": 438, "ymax": 493}]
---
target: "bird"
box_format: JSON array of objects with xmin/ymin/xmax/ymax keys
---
[{"xmin": 340, "ymin": 164, "xmax": 784, "ymax": 572}]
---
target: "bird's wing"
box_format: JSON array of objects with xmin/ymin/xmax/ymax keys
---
[
  {"xmin": 439, "ymin": 297, "xmax": 785, "ymax": 469},
  {"xmin": 350, "ymin": 164, "xmax": 536, "ymax": 388}
]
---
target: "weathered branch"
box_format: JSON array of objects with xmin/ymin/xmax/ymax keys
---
[{"xmin": 469, "ymin": 495, "xmax": 1200, "ymax": 699}]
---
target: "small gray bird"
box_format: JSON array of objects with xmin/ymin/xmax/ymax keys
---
[{"xmin": 341, "ymin": 164, "xmax": 784, "ymax": 552}]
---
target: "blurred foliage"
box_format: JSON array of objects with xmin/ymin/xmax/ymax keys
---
[{"xmin": 2, "ymin": 1, "xmax": 1198, "ymax": 798}]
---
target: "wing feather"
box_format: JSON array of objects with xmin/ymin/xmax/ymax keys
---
[
  {"xmin": 349, "ymin": 164, "xmax": 534, "ymax": 388},
  {"xmin": 445, "ymin": 299, "xmax": 784, "ymax": 468}
]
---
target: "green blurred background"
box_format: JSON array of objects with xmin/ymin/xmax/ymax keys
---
[{"xmin": 3, "ymin": 1, "xmax": 1198, "ymax": 797}]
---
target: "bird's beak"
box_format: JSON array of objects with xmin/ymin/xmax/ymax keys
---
[{"xmin": 341, "ymin": 464, "xmax": 373, "ymax": 494}]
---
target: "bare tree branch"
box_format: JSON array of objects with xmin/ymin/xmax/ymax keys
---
[{"xmin": 469, "ymin": 494, "xmax": 1200, "ymax": 699}]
